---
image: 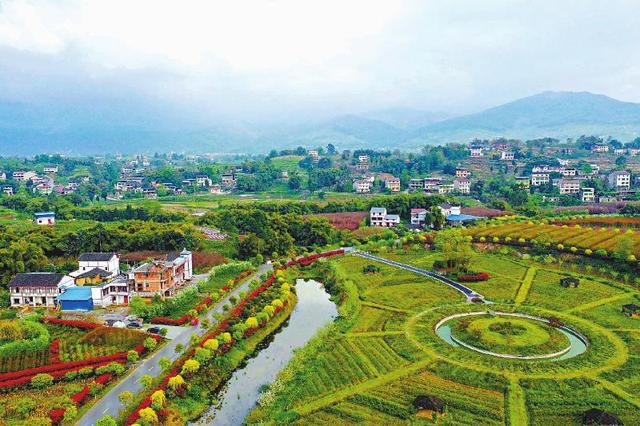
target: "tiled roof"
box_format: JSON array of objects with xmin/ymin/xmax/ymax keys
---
[
  {"xmin": 9, "ymin": 273, "xmax": 66, "ymax": 287},
  {"xmin": 78, "ymin": 253, "xmax": 117, "ymax": 262}
]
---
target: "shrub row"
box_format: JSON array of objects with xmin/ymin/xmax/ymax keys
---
[
  {"xmin": 458, "ymin": 272, "xmax": 490, "ymax": 282},
  {"xmin": 124, "ymin": 249, "xmax": 344, "ymax": 426},
  {"xmin": 40, "ymin": 317, "xmax": 103, "ymax": 329}
]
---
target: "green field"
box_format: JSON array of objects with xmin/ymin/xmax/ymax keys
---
[{"xmin": 247, "ymin": 250, "xmax": 640, "ymax": 426}]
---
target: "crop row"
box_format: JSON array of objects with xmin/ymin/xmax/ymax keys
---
[
  {"xmin": 346, "ymin": 338, "xmax": 408, "ymax": 375},
  {"xmin": 467, "ymin": 223, "xmax": 640, "ymax": 257}
]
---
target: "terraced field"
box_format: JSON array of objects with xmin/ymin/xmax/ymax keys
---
[{"xmin": 247, "ymin": 251, "xmax": 640, "ymax": 425}]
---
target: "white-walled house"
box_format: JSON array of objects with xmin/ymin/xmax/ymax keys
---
[
  {"xmin": 9, "ymin": 273, "xmax": 74, "ymax": 307},
  {"xmin": 74, "ymin": 253, "xmax": 121, "ymax": 277},
  {"xmin": 370, "ymin": 207, "xmax": 400, "ymax": 227},
  {"xmin": 34, "ymin": 212, "xmax": 55, "ymax": 225}
]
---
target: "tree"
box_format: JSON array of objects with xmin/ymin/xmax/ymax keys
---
[
  {"xmin": 118, "ymin": 391, "xmax": 134, "ymax": 407},
  {"xmin": 245, "ymin": 317, "xmax": 259, "ymax": 328},
  {"xmin": 142, "ymin": 337, "xmax": 158, "ymax": 351},
  {"xmin": 158, "ymin": 357, "xmax": 171, "ymax": 372},
  {"xmin": 150, "ymin": 390, "xmax": 167, "ymax": 410},
  {"xmin": 435, "ymin": 229, "xmax": 473, "ymax": 273},
  {"xmin": 96, "ymin": 416, "xmax": 117, "ymax": 426},
  {"xmin": 203, "ymin": 339, "xmax": 219, "ymax": 351},
  {"xmin": 139, "ymin": 374, "xmax": 153, "ymax": 390},
  {"xmin": 138, "ymin": 407, "xmax": 158, "ymax": 425},
  {"xmin": 181, "ymin": 359, "xmax": 200, "ymax": 376},
  {"xmin": 30, "ymin": 373, "xmax": 53, "ymax": 389},
  {"xmin": 326, "ymin": 143, "xmax": 336, "ymax": 155},
  {"xmin": 167, "ymin": 375, "xmax": 186, "ymax": 394}
]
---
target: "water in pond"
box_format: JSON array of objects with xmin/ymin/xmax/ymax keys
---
[{"xmin": 193, "ymin": 279, "xmax": 337, "ymax": 426}]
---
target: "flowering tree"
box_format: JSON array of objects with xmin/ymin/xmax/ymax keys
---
[
  {"xmin": 151, "ymin": 390, "xmax": 167, "ymax": 410},
  {"xmin": 181, "ymin": 359, "xmax": 200, "ymax": 376}
]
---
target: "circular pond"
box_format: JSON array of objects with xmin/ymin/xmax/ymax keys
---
[{"xmin": 435, "ymin": 311, "xmax": 588, "ymax": 360}]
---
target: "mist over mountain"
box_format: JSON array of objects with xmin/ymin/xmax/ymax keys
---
[{"xmin": 1, "ymin": 91, "xmax": 639, "ymax": 155}]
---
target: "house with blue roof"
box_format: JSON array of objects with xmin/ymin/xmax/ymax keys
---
[
  {"xmin": 34, "ymin": 211, "xmax": 56, "ymax": 225},
  {"xmin": 57, "ymin": 286, "xmax": 94, "ymax": 311}
]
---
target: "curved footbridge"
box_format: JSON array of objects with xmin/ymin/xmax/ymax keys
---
[{"xmin": 353, "ymin": 251, "xmax": 486, "ymax": 302}]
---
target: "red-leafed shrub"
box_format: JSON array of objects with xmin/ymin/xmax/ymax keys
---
[
  {"xmin": 458, "ymin": 272, "xmax": 490, "ymax": 282},
  {"xmin": 49, "ymin": 339, "xmax": 60, "ymax": 363},
  {"xmin": 49, "ymin": 408, "xmax": 65, "ymax": 425},
  {"xmin": 40, "ymin": 317, "xmax": 103, "ymax": 329}
]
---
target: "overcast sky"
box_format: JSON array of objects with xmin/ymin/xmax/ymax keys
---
[{"xmin": 1, "ymin": 0, "xmax": 639, "ymax": 123}]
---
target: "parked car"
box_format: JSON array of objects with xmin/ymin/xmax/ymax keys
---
[
  {"xmin": 147, "ymin": 326, "xmax": 161, "ymax": 334},
  {"xmin": 126, "ymin": 321, "xmax": 143, "ymax": 329}
]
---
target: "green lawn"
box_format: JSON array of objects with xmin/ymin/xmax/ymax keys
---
[{"xmin": 525, "ymin": 269, "xmax": 627, "ymax": 311}]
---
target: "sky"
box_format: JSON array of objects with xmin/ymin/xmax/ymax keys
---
[{"xmin": 1, "ymin": 0, "xmax": 639, "ymax": 124}]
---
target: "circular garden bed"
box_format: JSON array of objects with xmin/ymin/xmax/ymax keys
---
[{"xmin": 448, "ymin": 313, "xmax": 570, "ymax": 358}]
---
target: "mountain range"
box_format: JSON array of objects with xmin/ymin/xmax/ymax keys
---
[{"xmin": 1, "ymin": 91, "xmax": 639, "ymax": 155}]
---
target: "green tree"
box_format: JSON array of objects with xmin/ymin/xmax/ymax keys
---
[
  {"xmin": 96, "ymin": 416, "xmax": 117, "ymax": 426},
  {"xmin": 435, "ymin": 229, "xmax": 473, "ymax": 273}
]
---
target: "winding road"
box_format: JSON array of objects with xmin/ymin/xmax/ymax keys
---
[
  {"xmin": 78, "ymin": 264, "xmax": 272, "ymax": 426},
  {"xmin": 354, "ymin": 251, "xmax": 485, "ymax": 300}
]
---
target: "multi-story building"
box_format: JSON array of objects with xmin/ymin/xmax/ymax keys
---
[
  {"xmin": 531, "ymin": 173, "xmax": 550, "ymax": 186},
  {"xmin": 608, "ymin": 171, "xmax": 631, "ymax": 192},
  {"xmin": 409, "ymin": 179, "xmax": 424, "ymax": 191},
  {"xmin": 308, "ymin": 150, "xmax": 320, "ymax": 163},
  {"xmin": 9, "ymin": 273, "xmax": 74, "ymax": 307},
  {"xmin": 423, "ymin": 177, "xmax": 442, "ymax": 192},
  {"xmin": 558, "ymin": 179, "xmax": 581, "ymax": 195},
  {"xmin": 132, "ymin": 250, "xmax": 193, "ymax": 297},
  {"xmin": 455, "ymin": 168, "xmax": 471, "ymax": 178},
  {"xmin": 581, "ymin": 187, "xmax": 595, "ymax": 203},
  {"xmin": 43, "ymin": 165, "xmax": 58, "ymax": 174},
  {"xmin": 560, "ymin": 168, "xmax": 577, "ymax": 177},
  {"xmin": 384, "ymin": 177, "xmax": 401, "ymax": 192},
  {"xmin": 358, "ymin": 155, "xmax": 370, "ymax": 163},
  {"xmin": 196, "ymin": 175, "xmax": 212, "ymax": 187},
  {"xmin": 469, "ymin": 145, "xmax": 484, "ymax": 158},
  {"xmin": 454, "ymin": 178, "xmax": 471, "ymax": 194},
  {"xmin": 591, "ymin": 144, "xmax": 609, "ymax": 153},
  {"xmin": 369, "ymin": 207, "xmax": 400, "ymax": 227},
  {"xmin": 12, "ymin": 171, "xmax": 37, "ymax": 182},
  {"xmin": 76, "ymin": 253, "xmax": 121, "ymax": 277},
  {"xmin": 500, "ymin": 151, "xmax": 515, "ymax": 161},
  {"xmin": 221, "ymin": 173, "xmax": 236, "ymax": 187},
  {"xmin": 410, "ymin": 208, "xmax": 428, "ymax": 227},
  {"xmin": 437, "ymin": 183, "xmax": 455, "ymax": 194},
  {"xmin": 354, "ymin": 179, "xmax": 372, "ymax": 193}
]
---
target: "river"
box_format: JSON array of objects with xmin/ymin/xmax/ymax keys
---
[{"xmin": 193, "ymin": 279, "xmax": 337, "ymax": 426}]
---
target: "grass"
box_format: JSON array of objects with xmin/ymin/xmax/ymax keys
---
[
  {"xmin": 246, "ymin": 248, "xmax": 640, "ymax": 426},
  {"xmin": 525, "ymin": 269, "xmax": 627, "ymax": 311}
]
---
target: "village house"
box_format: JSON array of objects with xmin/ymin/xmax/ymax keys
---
[
  {"xmin": 469, "ymin": 145, "xmax": 484, "ymax": 157},
  {"xmin": 560, "ymin": 167, "xmax": 577, "ymax": 177},
  {"xmin": 74, "ymin": 252, "xmax": 121, "ymax": 278},
  {"xmin": 455, "ymin": 168, "xmax": 471, "ymax": 178},
  {"xmin": 354, "ymin": 179, "xmax": 372, "ymax": 193},
  {"xmin": 43, "ymin": 165, "xmax": 59, "ymax": 174},
  {"xmin": 500, "ymin": 151, "xmax": 515, "ymax": 161},
  {"xmin": 132, "ymin": 250, "xmax": 193, "ymax": 297},
  {"xmin": 9, "ymin": 273, "xmax": 75, "ymax": 307},
  {"xmin": 531, "ymin": 173, "xmax": 550, "ymax": 186},
  {"xmin": 423, "ymin": 177, "xmax": 442, "ymax": 192},
  {"xmin": 515, "ymin": 176, "xmax": 531, "ymax": 190},
  {"xmin": 369, "ymin": 207, "xmax": 400, "ymax": 228},
  {"xmin": 34, "ymin": 183, "xmax": 53, "ymax": 195},
  {"xmin": 196, "ymin": 175, "xmax": 213, "ymax": 187},
  {"xmin": 358, "ymin": 155, "xmax": 370, "ymax": 163},
  {"xmin": 34, "ymin": 211, "xmax": 55, "ymax": 225},
  {"xmin": 614, "ymin": 148, "xmax": 626, "ymax": 155},
  {"xmin": 628, "ymin": 148, "xmax": 640, "ymax": 156},
  {"xmin": 598, "ymin": 195, "xmax": 618, "ymax": 203},
  {"xmin": 439, "ymin": 203, "xmax": 461, "ymax": 217},
  {"xmin": 607, "ymin": 171, "xmax": 631, "ymax": 192},
  {"xmin": 410, "ymin": 208, "xmax": 428, "ymax": 227},
  {"xmin": 308, "ymin": 150, "xmax": 320, "ymax": 163},
  {"xmin": 221, "ymin": 173, "xmax": 236, "ymax": 187},
  {"xmin": 454, "ymin": 178, "xmax": 471, "ymax": 194},
  {"xmin": 2, "ymin": 185, "xmax": 14, "ymax": 196},
  {"xmin": 384, "ymin": 177, "xmax": 401, "ymax": 192},
  {"xmin": 558, "ymin": 179, "xmax": 581, "ymax": 195},
  {"xmin": 209, "ymin": 184, "xmax": 223, "ymax": 194},
  {"xmin": 0, "ymin": 171, "xmax": 6, "ymax": 180},
  {"xmin": 281, "ymin": 170, "xmax": 289, "ymax": 179},
  {"xmin": 436, "ymin": 183, "xmax": 455, "ymax": 194},
  {"xmin": 591, "ymin": 143, "xmax": 609, "ymax": 153},
  {"xmin": 581, "ymin": 187, "xmax": 595, "ymax": 203},
  {"xmin": 12, "ymin": 170, "xmax": 37, "ymax": 182},
  {"xmin": 409, "ymin": 178, "xmax": 425, "ymax": 191},
  {"xmin": 143, "ymin": 187, "xmax": 158, "ymax": 199}
]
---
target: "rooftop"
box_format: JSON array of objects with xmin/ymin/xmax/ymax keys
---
[
  {"xmin": 57, "ymin": 286, "xmax": 92, "ymax": 301},
  {"xmin": 9, "ymin": 273, "xmax": 67, "ymax": 287},
  {"xmin": 78, "ymin": 252, "xmax": 117, "ymax": 262}
]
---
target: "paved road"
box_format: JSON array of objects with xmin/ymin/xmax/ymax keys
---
[
  {"xmin": 78, "ymin": 264, "xmax": 272, "ymax": 425},
  {"xmin": 354, "ymin": 251, "xmax": 485, "ymax": 300}
]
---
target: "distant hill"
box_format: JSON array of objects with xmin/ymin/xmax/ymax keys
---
[
  {"xmin": 1, "ymin": 91, "xmax": 640, "ymax": 154},
  {"xmin": 406, "ymin": 91, "xmax": 640, "ymax": 146}
]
